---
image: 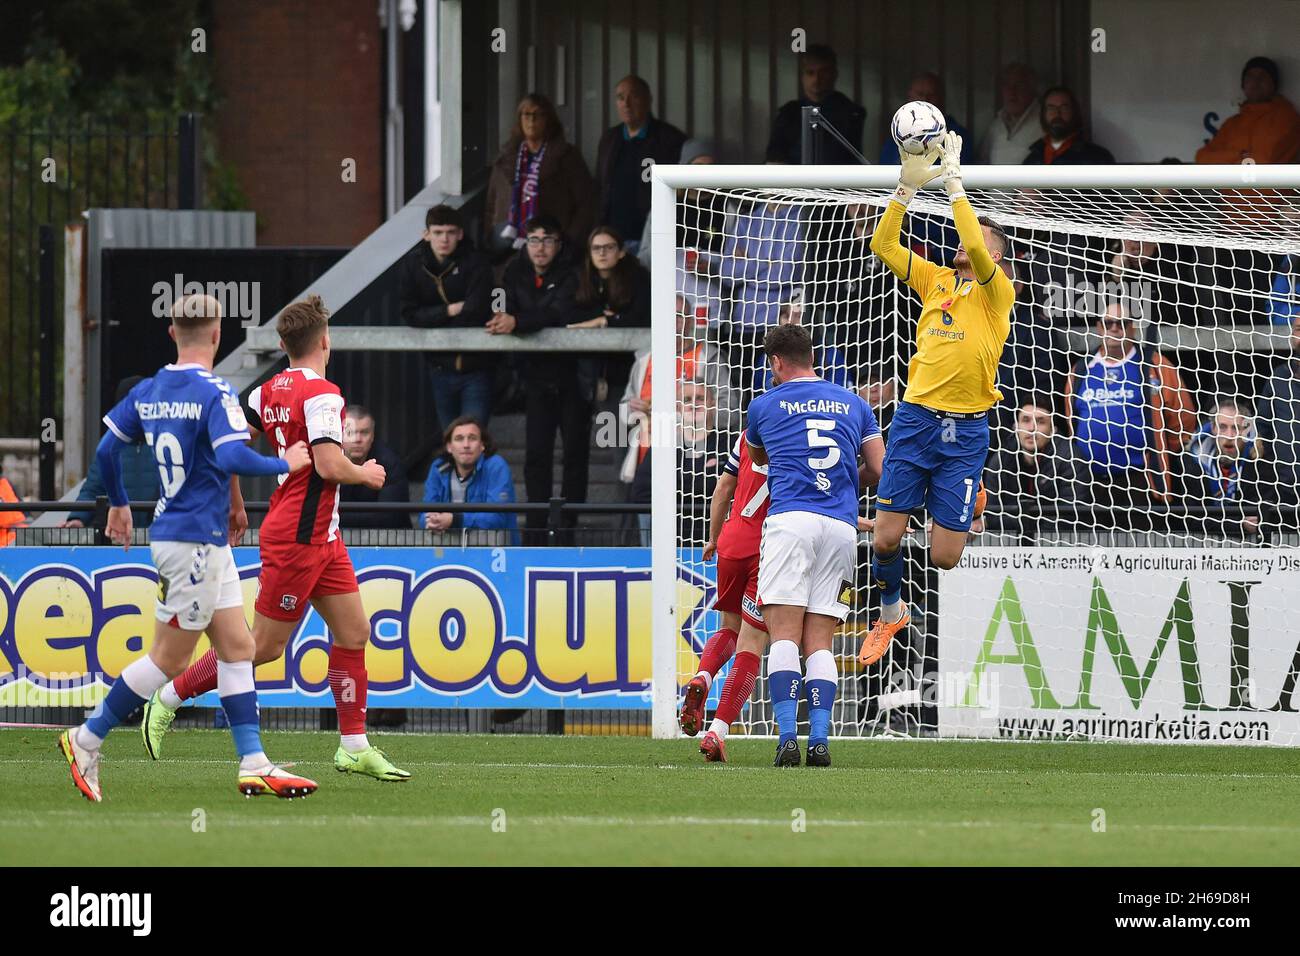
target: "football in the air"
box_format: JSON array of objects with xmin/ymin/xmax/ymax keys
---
[{"xmin": 891, "ymin": 100, "xmax": 946, "ymax": 156}]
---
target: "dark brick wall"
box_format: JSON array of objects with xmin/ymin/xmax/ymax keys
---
[{"xmin": 212, "ymin": 0, "xmax": 383, "ymax": 245}]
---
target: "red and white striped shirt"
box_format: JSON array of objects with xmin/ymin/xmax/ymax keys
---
[
  {"xmin": 249, "ymin": 367, "xmax": 346, "ymax": 545},
  {"xmin": 717, "ymin": 430, "xmax": 769, "ymax": 561}
]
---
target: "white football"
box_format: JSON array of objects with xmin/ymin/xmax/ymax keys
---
[{"xmin": 891, "ymin": 100, "xmax": 946, "ymax": 156}]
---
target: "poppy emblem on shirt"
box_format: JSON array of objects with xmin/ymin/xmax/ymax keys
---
[{"xmin": 939, "ymin": 297, "xmax": 955, "ymax": 312}]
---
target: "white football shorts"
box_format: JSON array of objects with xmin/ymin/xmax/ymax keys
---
[
  {"xmin": 756, "ymin": 510, "xmax": 858, "ymax": 621},
  {"xmin": 151, "ymin": 540, "xmax": 243, "ymax": 630}
]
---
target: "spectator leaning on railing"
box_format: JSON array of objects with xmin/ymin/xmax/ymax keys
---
[
  {"xmin": 489, "ymin": 215, "xmax": 588, "ymax": 541},
  {"xmin": 569, "ymin": 226, "xmax": 652, "ymax": 331},
  {"xmin": 421, "ymin": 416, "xmax": 519, "ymax": 545},
  {"xmin": 1183, "ymin": 399, "xmax": 1272, "ymax": 536},
  {"xmin": 338, "ymin": 404, "xmax": 410, "ymax": 530},
  {"xmin": 1063, "ymin": 303, "xmax": 1196, "ymax": 509},
  {"xmin": 399, "ymin": 204, "xmax": 495, "ymax": 428},
  {"xmin": 61, "ymin": 375, "xmax": 160, "ymax": 530}
]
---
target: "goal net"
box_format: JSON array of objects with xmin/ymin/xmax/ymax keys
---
[{"xmin": 649, "ymin": 164, "xmax": 1300, "ymax": 747}]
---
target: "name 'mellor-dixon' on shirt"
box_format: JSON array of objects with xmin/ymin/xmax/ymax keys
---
[{"xmin": 134, "ymin": 400, "xmax": 205, "ymax": 420}]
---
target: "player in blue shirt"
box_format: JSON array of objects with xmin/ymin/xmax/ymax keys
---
[
  {"xmin": 745, "ymin": 323, "xmax": 884, "ymax": 766},
  {"xmin": 59, "ymin": 294, "xmax": 317, "ymax": 803}
]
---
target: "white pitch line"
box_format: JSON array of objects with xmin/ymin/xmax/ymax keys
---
[
  {"xmin": 0, "ymin": 756, "xmax": 1295, "ymax": 780},
  {"xmin": 1, "ymin": 809, "xmax": 1298, "ymax": 836}
]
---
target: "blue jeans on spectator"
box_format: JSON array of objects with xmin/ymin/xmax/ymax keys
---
[{"xmin": 431, "ymin": 368, "xmax": 493, "ymax": 430}]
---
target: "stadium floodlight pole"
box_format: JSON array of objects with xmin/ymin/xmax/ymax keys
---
[{"xmin": 650, "ymin": 169, "xmax": 680, "ymax": 739}]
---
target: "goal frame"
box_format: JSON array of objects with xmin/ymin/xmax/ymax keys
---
[{"xmin": 647, "ymin": 162, "xmax": 1300, "ymax": 740}]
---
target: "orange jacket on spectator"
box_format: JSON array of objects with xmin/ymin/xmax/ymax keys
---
[
  {"xmin": 1062, "ymin": 347, "xmax": 1198, "ymax": 503},
  {"xmin": 1196, "ymin": 95, "xmax": 1300, "ymax": 164},
  {"xmin": 0, "ymin": 475, "xmax": 26, "ymax": 546}
]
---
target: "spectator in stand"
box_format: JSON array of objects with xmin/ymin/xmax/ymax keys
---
[
  {"xmin": 1105, "ymin": 231, "xmax": 1186, "ymax": 326},
  {"xmin": 749, "ymin": 296, "xmax": 851, "ymax": 394},
  {"xmin": 620, "ymin": 294, "xmax": 736, "ymax": 489},
  {"xmin": 338, "ymin": 404, "xmax": 410, "ymax": 529},
  {"xmin": 595, "ymin": 75, "xmax": 687, "ymax": 253},
  {"xmin": 1270, "ymin": 255, "xmax": 1300, "ymax": 326},
  {"xmin": 61, "ymin": 375, "xmax": 159, "ymax": 531},
  {"xmin": 998, "ymin": 268, "xmax": 1061, "ymax": 423},
  {"xmin": 569, "ymin": 226, "xmax": 652, "ymax": 330},
  {"xmin": 716, "ymin": 198, "xmax": 803, "ymax": 333},
  {"xmin": 985, "ymin": 400, "xmax": 1092, "ymax": 526},
  {"xmin": 1255, "ymin": 312, "xmax": 1300, "ymax": 522},
  {"xmin": 1063, "ymin": 303, "xmax": 1197, "ymax": 511},
  {"xmin": 488, "ymin": 215, "xmax": 588, "ymax": 542},
  {"xmin": 1196, "ymin": 57, "xmax": 1300, "ymax": 164},
  {"xmin": 879, "ymin": 71, "xmax": 972, "ymax": 166},
  {"xmin": 0, "ymin": 463, "xmax": 25, "ymax": 547},
  {"xmin": 485, "ymin": 92, "xmax": 596, "ymax": 258},
  {"xmin": 1183, "ymin": 399, "xmax": 1272, "ymax": 536},
  {"xmin": 421, "ymin": 416, "xmax": 519, "ymax": 546},
  {"xmin": 630, "ymin": 380, "xmax": 724, "ymax": 546},
  {"xmin": 1023, "ymin": 86, "xmax": 1115, "ymax": 165},
  {"xmin": 400, "ymin": 204, "xmax": 495, "ymax": 427},
  {"xmin": 766, "ymin": 44, "xmax": 866, "ymax": 165},
  {"xmin": 978, "ymin": 63, "xmax": 1041, "ymax": 164},
  {"xmin": 638, "ymin": 139, "xmax": 725, "ymax": 270}
]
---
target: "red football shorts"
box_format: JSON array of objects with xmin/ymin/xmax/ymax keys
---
[
  {"xmin": 255, "ymin": 536, "xmax": 359, "ymax": 622},
  {"xmin": 713, "ymin": 552, "xmax": 766, "ymax": 632}
]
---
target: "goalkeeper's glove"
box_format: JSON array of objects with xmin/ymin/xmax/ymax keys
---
[
  {"xmin": 893, "ymin": 148, "xmax": 940, "ymax": 205},
  {"xmin": 939, "ymin": 130, "xmax": 966, "ymax": 201}
]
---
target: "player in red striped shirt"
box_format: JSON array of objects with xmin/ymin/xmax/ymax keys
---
[
  {"xmin": 684, "ymin": 430, "xmax": 771, "ymax": 763},
  {"xmin": 142, "ymin": 296, "xmax": 410, "ymax": 781}
]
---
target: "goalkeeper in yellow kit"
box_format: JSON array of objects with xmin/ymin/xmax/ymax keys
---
[{"xmin": 859, "ymin": 131, "xmax": 1015, "ymax": 666}]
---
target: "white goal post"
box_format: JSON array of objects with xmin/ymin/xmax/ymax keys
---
[{"xmin": 650, "ymin": 162, "xmax": 1300, "ymax": 746}]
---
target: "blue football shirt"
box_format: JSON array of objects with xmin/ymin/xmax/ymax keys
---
[
  {"xmin": 102, "ymin": 363, "xmax": 252, "ymax": 544},
  {"xmin": 745, "ymin": 376, "xmax": 880, "ymax": 527}
]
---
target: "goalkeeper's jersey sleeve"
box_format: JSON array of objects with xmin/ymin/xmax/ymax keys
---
[{"xmin": 873, "ymin": 197, "xmax": 1015, "ymax": 415}]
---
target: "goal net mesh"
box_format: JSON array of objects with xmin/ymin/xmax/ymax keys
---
[{"xmin": 668, "ymin": 180, "xmax": 1300, "ymax": 746}]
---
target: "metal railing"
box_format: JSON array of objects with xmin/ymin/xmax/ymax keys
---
[{"xmin": 1, "ymin": 115, "xmax": 194, "ymax": 437}]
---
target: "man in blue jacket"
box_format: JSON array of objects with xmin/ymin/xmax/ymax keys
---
[{"xmin": 421, "ymin": 416, "xmax": 520, "ymax": 545}]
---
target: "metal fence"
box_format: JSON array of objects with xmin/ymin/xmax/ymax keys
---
[{"xmin": 1, "ymin": 114, "xmax": 194, "ymax": 437}]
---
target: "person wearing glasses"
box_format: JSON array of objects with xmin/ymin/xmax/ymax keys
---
[
  {"xmin": 488, "ymin": 215, "xmax": 584, "ymax": 542},
  {"xmin": 485, "ymin": 93, "xmax": 596, "ymax": 260}
]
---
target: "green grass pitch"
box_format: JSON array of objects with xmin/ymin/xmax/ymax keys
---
[{"xmin": 3, "ymin": 728, "xmax": 1298, "ymax": 865}]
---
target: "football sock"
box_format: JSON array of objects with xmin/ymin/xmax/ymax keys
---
[
  {"xmin": 873, "ymin": 547, "xmax": 905, "ymax": 623},
  {"xmin": 696, "ymin": 627, "xmax": 738, "ymax": 687},
  {"xmin": 804, "ymin": 649, "xmax": 838, "ymax": 745},
  {"xmin": 85, "ymin": 655, "xmax": 170, "ymax": 744},
  {"xmin": 217, "ymin": 659, "xmax": 264, "ymax": 759},
  {"xmin": 159, "ymin": 680, "xmax": 184, "ymax": 710},
  {"xmin": 329, "ymin": 645, "xmax": 369, "ymax": 746},
  {"xmin": 173, "ymin": 648, "xmax": 219, "ymax": 701},
  {"xmin": 768, "ymin": 640, "xmax": 803, "ymax": 747},
  {"xmin": 709, "ymin": 650, "xmax": 761, "ymax": 740}
]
